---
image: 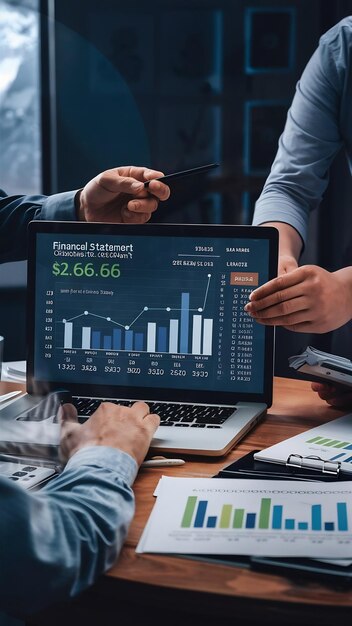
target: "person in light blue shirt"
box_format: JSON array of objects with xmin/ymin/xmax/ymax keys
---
[
  {"xmin": 0, "ymin": 400, "xmax": 159, "ymax": 619},
  {"xmin": 0, "ymin": 164, "xmax": 169, "ymax": 623},
  {"xmin": 245, "ymin": 17, "xmax": 352, "ymax": 407}
]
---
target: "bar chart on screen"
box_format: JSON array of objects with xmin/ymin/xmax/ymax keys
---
[
  {"xmin": 56, "ymin": 273, "xmax": 214, "ymax": 356},
  {"xmin": 137, "ymin": 477, "xmax": 352, "ymax": 558},
  {"xmin": 35, "ymin": 230, "xmax": 267, "ymax": 391}
]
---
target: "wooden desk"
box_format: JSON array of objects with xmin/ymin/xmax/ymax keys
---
[
  {"xmin": 21, "ymin": 377, "xmax": 352, "ymax": 625},
  {"xmin": 0, "ymin": 380, "xmax": 26, "ymax": 394}
]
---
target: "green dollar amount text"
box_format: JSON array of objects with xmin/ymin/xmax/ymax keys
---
[{"xmin": 52, "ymin": 262, "xmax": 121, "ymax": 278}]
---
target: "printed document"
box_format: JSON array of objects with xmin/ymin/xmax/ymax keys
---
[{"xmin": 137, "ymin": 477, "xmax": 352, "ymax": 558}]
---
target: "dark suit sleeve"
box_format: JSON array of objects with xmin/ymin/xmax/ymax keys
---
[{"xmin": 0, "ymin": 188, "xmax": 77, "ymax": 263}]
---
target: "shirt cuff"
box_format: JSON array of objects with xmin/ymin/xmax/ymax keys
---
[
  {"xmin": 39, "ymin": 190, "xmax": 79, "ymax": 222},
  {"xmin": 64, "ymin": 446, "xmax": 138, "ymax": 486},
  {"xmin": 252, "ymin": 199, "xmax": 308, "ymax": 245}
]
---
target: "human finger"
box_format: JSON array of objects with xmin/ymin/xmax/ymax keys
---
[
  {"xmin": 60, "ymin": 417, "xmax": 80, "ymax": 442},
  {"xmin": 324, "ymin": 392, "xmax": 352, "ymax": 408},
  {"xmin": 57, "ymin": 402, "xmax": 78, "ymax": 423},
  {"xmin": 117, "ymin": 166, "xmax": 164, "ymax": 182},
  {"xmin": 95, "ymin": 170, "xmax": 144, "ymax": 195},
  {"xmin": 311, "ymin": 381, "xmax": 338, "ymax": 400},
  {"xmin": 128, "ymin": 401, "xmax": 160, "ymax": 433},
  {"xmin": 143, "ymin": 413, "xmax": 160, "ymax": 437},
  {"xmin": 129, "ymin": 401, "xmax": 151, "ymax": 419},
  {"xmin": 60, "ymin": 419, "xmax": 82, "ymax": 461},
  {"xmin": 253, "ymin": 308, "xmax": 312, "ymax": 328},
  {"xmin": 245, "ymin": 290, "xmax": 307, "ymax": 317},
  {"xmin": 95, "ymin": 168, "xmax": 170, "ymax": 201},
  {"xmin": 249, "ymin": 269, "xmax": 306, "ymax": 303},
  {"xmin": 311, "ymin": 382, "xmax": 332, "ymax": 392},
  {"xmin": 120, "ymin": 207, "xmax": 152, "ymax": 223},
  {"xmin": 116, "ymin": 166, "xmax": 169, "ymax": 197},
  {"xmin": 146, "ymin": 179, "xmax": 170, "ymax": 200},
  {"xmin": 127, "ymin": 196, "xmax": 159, "ymax": 214},
  {"xmin": 34, "ymin": 392, "xmax": 71, "ymax": 421},
  {"xmin": 311, "ymin": 381, "xmax": 352, "ymax": 405}
]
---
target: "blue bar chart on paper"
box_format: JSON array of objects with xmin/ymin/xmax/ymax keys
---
[
  {"xmin": 137, "ymin": 478, "xmax": 352, "ymax": 558},
  {"xmin": 181, "ymin": 495, "xmax": 349, "ymax": 532},
  {"xmin": 306, "ymin": 434, "xmax": 352, "ymax": 466}
]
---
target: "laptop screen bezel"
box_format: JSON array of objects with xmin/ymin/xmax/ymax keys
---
[{"xmin": 26, "ymin": 221, "xmax": 278, "ymax": 407}]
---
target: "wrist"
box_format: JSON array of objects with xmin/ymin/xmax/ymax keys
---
[
  {"xmin": 262, "ymin": 222, "xmax": 302, "ymax": 260},
  {"xmin": 74, "ymin": 189, "xmax": 86, "ymax": 221},
  {"xmin": 334, "ymin": 267, "xmax": 352, "ymax": 320}
]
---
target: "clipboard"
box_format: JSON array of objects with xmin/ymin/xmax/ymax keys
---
[{"xmin": 215, "ymin": 450, "xmax": 352, "ymax": 481}]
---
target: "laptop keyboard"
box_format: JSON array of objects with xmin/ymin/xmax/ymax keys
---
[{"xmin": 73, "ymin": 397, "xmax": 236, "ymax": 428}]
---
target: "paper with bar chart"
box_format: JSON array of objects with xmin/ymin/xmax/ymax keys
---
[
  {"xmin": 255, "ymin": 413, "xmax": 352, "ymax": 474},
  {"xmin": 136, "ymin": 477, "xmax": 352, "ymax": 557}
]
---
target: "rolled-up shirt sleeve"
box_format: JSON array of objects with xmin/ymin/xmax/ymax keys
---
[
  {"xmin": 0, "ymin": 189, "xmax": 78, "ymax": 263},
  {"xmin": 252, "ymin": 19, "xmax": 350, "ymax": 245},
  {"xmin": 0, "ymin": 446, "xmax": 137, "ymax": 618}
]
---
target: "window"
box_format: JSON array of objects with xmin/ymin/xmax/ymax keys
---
[{"xmin": 0, "ymin": 0, "xmax": 41, "ymax": 196}]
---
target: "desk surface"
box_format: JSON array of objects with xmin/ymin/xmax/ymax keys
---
[
  {"xmin": 3, "ymin": 377, "xmax": 351, "ymax": 625},
  {"xmin": 106, "ymin": 377, "xmax": 352, "ymax": 620}
]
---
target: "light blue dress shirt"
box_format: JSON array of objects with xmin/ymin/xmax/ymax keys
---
[
  {"xmin": 253, "ymin": 17, "xmax": 352, "ymax": 245},
  {"xmin": 0, "ymin": 186, "xmax": 139, "ymax": 623},
  {"xmin": 0, "ymin": 446, "xmax": 137, "ymax": 619}
]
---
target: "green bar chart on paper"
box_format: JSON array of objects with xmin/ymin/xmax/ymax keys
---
[
  {"xmin": 137, "ymin": 478, "xmax": 352, "ymax": 557},
  {"xmin": 306, "ymin": 434, "xmax": 352, "ymax": 464},
  {"xmin": 180, "ymin": 495, "xmax": 349, "ymax": 532},
  {"xmin": 254, "ymin": 414, "xmax": 352, "ymax": 473}
]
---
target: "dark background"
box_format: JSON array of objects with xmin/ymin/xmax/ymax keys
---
[{"xmin": 3, "ymin": 0, "xmax": 352, "ymax": 378}]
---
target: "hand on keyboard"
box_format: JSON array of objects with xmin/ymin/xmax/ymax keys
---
[{"xmin": 59, "ymin": 401, "xmax": 160, "ymax": 466}]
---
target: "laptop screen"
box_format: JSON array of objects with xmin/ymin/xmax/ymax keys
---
[{"xmin": 27, "ymin": 222, "xmax": 277, "ymax": 406}]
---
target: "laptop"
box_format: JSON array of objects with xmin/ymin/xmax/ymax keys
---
[{"xmin": 1, "ymin": 221, "xmax": 277, "ymax": 456}]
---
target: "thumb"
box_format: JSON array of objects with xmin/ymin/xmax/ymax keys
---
[
  {"xmin": 57, "ymin": 402, "xmax": 78, "ymax": 424},
  {"xmin": 59, "ymin": 419, "xmax": 81, "ymax": 462},
  {"xmin": 59, "ymin": 403, "xmax": 80, "ymax": 447}
]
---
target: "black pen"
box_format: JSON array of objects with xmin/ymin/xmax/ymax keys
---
[{"xmin": 144, "ymin": 163, "xmax": 219, "ymax": 187}]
